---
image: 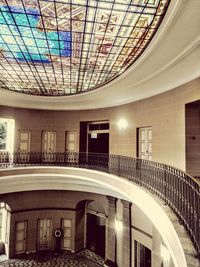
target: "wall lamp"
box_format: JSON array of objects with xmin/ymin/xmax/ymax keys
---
[
  {"xmin": 161, "ymin": 244, "xmax": 170, "ymax": 265},
  {"xmin": 115, "ymin": 218, "xmax": 123, "ymax": 233},
  {"xmin": 117, "ymin": 118, "xmax": 128, "ymax": 130}
]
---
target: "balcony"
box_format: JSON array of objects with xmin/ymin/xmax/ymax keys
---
[{"xmin": 0, "ymin": 151, "xmax": 199, "ymax": 260}]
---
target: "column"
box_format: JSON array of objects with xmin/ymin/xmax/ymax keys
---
[
  {"xmin": 152, "ymin": 227, "xmax": 162, "ymax": 267},
  {"xmin": 121, "ymin": 200, "xmax": 132, "ymax": 267},
  {"xmin": 105, "ymin": 196, "xmax": 117, "ymax": 267}
]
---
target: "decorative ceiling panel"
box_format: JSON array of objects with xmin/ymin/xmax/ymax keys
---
[{"xmin": 0, "ymin": 0, "xmax": 170, "ymax": 96}]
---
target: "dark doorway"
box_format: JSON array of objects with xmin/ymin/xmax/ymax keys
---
[
  {"xmin": 79, "ymin": 122, "xmax": 88, "ymax": 164},
  {"xmin": 86, "ymin": 213, "xmax": 106, "ymax": 258},
  {"xmin": 88, "ymin": 133, "xmax": 109, "ymax": 168},
  {"xmin": 185, "ymin": 100, "xmax": 200, "ymax": 178},
  {"xmin": 79, "ymin": 121, "xmax": 109, "ymax": 167},
  {"xmin": 88, "ymin": 133, "xmax": 109, "ymax": 154}
]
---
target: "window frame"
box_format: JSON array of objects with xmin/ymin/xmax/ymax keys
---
[{"xmin": 0, "ymin": 118, "xmax": 15, "ymax": 152}]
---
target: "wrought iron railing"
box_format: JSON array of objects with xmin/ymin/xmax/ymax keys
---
[{"xmin": 0, "ymin": 151, "xmax": 199, "ymax": 258}]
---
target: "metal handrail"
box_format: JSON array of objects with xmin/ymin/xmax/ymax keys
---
[{"xmin": 0, "ymin": 151, "xmax": 199, "ymax": 259}]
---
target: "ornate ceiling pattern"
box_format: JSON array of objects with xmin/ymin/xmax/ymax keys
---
[{"xmin": 0, "ymin": 0, "xmax": 170, "ymax": 96}]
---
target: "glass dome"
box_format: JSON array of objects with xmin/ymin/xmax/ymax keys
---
[{"xmin": 0, "ymin": 0, "xmax": 170, "ymax": 96}]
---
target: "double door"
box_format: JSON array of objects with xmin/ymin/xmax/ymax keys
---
[
  {"xmin": 42, "ymin": 131, "xmax": 56, "ymax": 161},
  {"xmin": 65, "ymin": 132, "xmax": 77, "ymax": 163},
  {"xmin": 62, "ymin": 219, "xmax": 72, "ymax": 251},
  {"xmin": 15, "ymin": 221, "xmax": 27, "ymax": 254},
  {"xmin": 38, "ymin": 219, "xmax": 52, "ymax": 251},
  {"xmin": 18, "ymin": 131, "xmax": 31, "ymax": 162},
  {"xmin": 38, "ymin": 218, "xmax": 72, "ymax": 251}
]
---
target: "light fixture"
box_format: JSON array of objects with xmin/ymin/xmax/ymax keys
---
[
  {"xmin": 117, "ymin": 118, "xmax": 128, "ymax": 130},
  {"xmin": 161, "ymin": 244, "xmax": 170, "ymax": 265},
  {"xmin": 115, "ymin": 218, "xmax": 123, "ymax": 233}
]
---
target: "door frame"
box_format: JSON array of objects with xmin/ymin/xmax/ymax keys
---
[
  {"xmin": 41, "ymin": 131, "xmax": 56, "ymax": 162},
  {"xmin": 65, "ymin": 131, "xmax": 77, "ymax": 153},
  {"xmin": 61, "ymin": 218, "xmax": 72, "ymax": 251},
  {"xmin": 14, "ymin": 220, "xmax": 27, "ymax": 255},
  {"xmin": 86, "ymin": 121, "xmax": 109, "ymax": 154},
  {"xmin": 137, "ymin": 126, "xmax": 152, "ymax": 160},
  {"xmin": 85, "ymin": 210, "xmax": 106, "ymax": 258},
  {"xmin": 18, "ymin": 130, "xmax": 31, "ymax": 163},
  {"xmin": 37, "ymin": 218, "xmax": 52, "ymax": 251}
]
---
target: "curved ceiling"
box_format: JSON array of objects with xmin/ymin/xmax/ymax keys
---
[
  {"xmin": 0, "ymin": 0, "xmax": 199, "ymax": 110},
  {"xmin": 0, "ymin": 0, "xmax": 170, "ymax": 96}
]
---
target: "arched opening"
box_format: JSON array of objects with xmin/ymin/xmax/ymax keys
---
[{"xmin": 86, "ymin": 200, "xmax": 106, "ymax": 258}]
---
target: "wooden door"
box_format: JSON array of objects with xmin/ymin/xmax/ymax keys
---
[
  {"xmin": 62, "ymin": 219, "xmax": 72, "ymax": 251},
  {"xmin": 18, "ymin": 131, "xmax": 31, "ymax": 162},
  {"xmin": 15, "ymin": 221, "xmax": 27, "ymax": 254},
  {"xmin": 42, "ymin": 131, "xmax": 56, "ymax": 161},
  {"xmin": 66, "ymin": 132, "xmax": 77, "ymax": 152},
  {"xmin": 138, "ymin": 127, "xmax": 152, "ymax": 160},
  {"xmin": 38, "ymin": 219, "xmax": 52, "ymax": 250},
  {"xmin": 66, "ymin": 132, "xmax": 77, "ymax": 163}
]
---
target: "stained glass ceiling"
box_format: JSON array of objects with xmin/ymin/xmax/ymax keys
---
[{"xmin": 0, "ymin": 0, "xmax": 170, "ymax": 96}]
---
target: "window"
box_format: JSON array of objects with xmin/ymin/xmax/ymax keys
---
[
  {"xmin": 134, "ymin": 241, "xmax": 151, "ymax": 267},
  {"xmin": 0, "ymin": 121, "xmax": 7, "ymax": 150},
  {"xmin": 0, "ymin": 119, "xmax": 15, "ymax": 152},
  {"xmin": 88, "ymin": 122, "xmax": 109, "ymax": 131}
]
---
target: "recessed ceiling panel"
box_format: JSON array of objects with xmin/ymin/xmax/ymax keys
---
[{"xmin": 0, "ymin": 0, "xmax": 170, "ymax": 96}]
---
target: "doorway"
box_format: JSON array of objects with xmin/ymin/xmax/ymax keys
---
[
  {"xmin": 65, "ymin": 131, "xmax": 77, "ymax": 163},
  {"xmin": 86, "ymin": 213, "xmax": 106, "ymax": 258},
  {"xmin": 18, "ymin": 130, "xmax": 31, "ymax": 163},
  {"xmin": 185, "ymin": 100, "xmax": 200, "ymax": 177},
  {"xmin": 61, "ymin": 219, "xmax": 72, "ymax": 251},
  {"xmin": 88, "ymin": 122, "xmax": 109, "ymax": 154},
  {"xmin": 15, "ymin": 221, "xmax": 27, "ymax": 254},
  {"xmin": 88, "ymin": 133, "xmax": 109, "ymax": 154},
  {"xmin": 79, "ymin": 121, "xmax": 109, "ymax": 154},
  {"xmin": 42, "ymin": 131, "xmax": 56, "ymax": 162},
  {"xmin": 37, "ymin": 219, "xmax": 52, "ymax": 251},
  {"xmin": 79, "ymin": 121, "xmax": 109, "ymax": 166},
  {"xmin": 137, "ymin": 127, "xmax": 152, "ymax": 160}
]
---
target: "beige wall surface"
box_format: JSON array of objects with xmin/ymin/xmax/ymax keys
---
[{"xmin": 0, "ymin": 77, "xmax": 200, "ymax": 172}]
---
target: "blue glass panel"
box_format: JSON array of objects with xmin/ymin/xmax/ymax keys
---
[
  {"xmin": 0, "ymin": 5, "xmax": 71, "ymax": 63},
  {"xmin": 0, "ymin": 0, "xmax": 170, "ymax": 95}
]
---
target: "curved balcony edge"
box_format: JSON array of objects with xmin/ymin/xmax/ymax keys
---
[{"xmin": 0, "ymin": 151, "xmax": 199, "ymax": 261}]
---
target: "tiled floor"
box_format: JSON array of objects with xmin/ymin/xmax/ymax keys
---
[{"xmin": 0, "ymin": 250, "xmax": 105, "ymax": 267}]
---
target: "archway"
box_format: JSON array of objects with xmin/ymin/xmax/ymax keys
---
[{"xmin": 86, "ymin": 201, "xmax": 106, "ymax": 258}]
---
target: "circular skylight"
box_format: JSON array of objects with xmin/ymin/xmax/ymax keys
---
[{"xmin": 0, "ymin": 0, "xmax": 170, "ymax": 96}]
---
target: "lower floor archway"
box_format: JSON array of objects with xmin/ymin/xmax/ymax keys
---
[{"xmin": 86, "ymin": 212, "xmax": 106, "ymax": 258}]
